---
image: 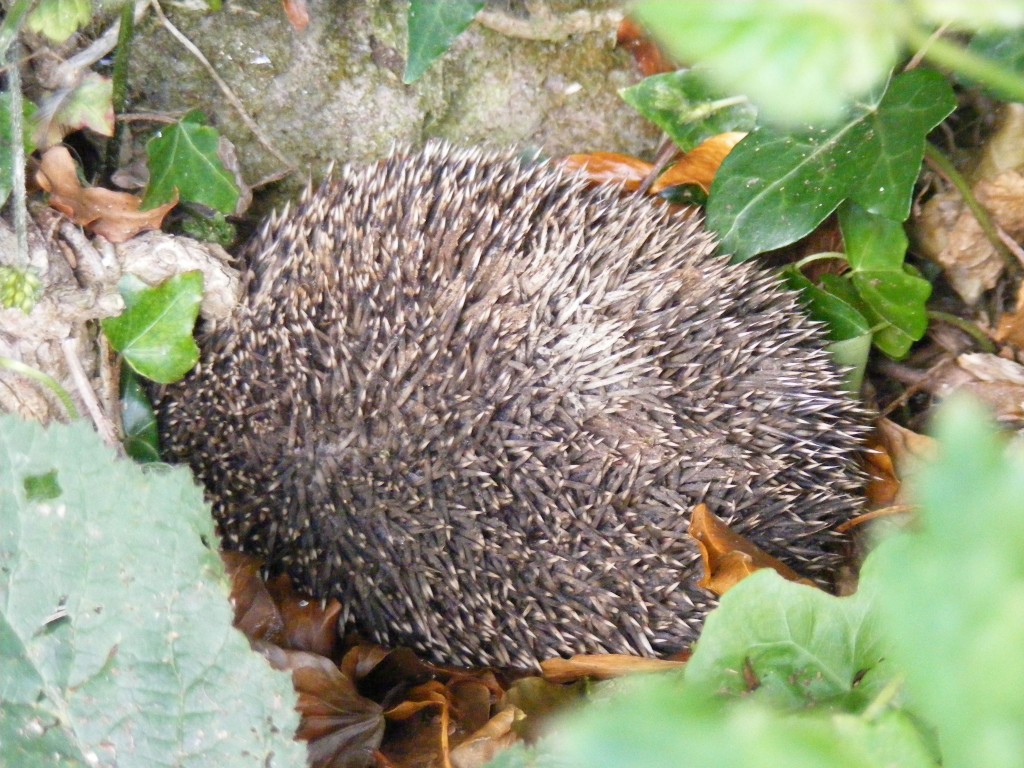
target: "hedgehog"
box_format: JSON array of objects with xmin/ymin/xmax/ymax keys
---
[{"xmin": 154, "ymin": 142, "xmax": 867, "ymax": 670}]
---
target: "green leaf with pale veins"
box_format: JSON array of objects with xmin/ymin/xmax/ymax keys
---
[
  {"xmin": 144, "ymin": 119, "xmax": 240, "ymax": 213},
  {"xmin": 102, "ymin": 272, "xmax": 203, "ymax": 384},
  {"xmin": 632, "ymin": 0, "xmax": 904, "ymax": 126},
  {"xmin": 708, "ymin": 69, "xmax": 954, "ymax": 261},
  {"xmin": 0, "ymin": 415, "xmax": 305, "ymax": 767},
  {"xmin": 404, "ymin": 0, "xmax": 484, "ymax": 84},
  {"xmin": 870, "ymin": 396, "xmax": 1024, "ymax": 768}
]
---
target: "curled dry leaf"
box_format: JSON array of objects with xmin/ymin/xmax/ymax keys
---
[
  {"xmin": 282, "ymin": 0, "xmax": 310, "ymax": 30},
  {"xmin": 689, "ymin": 503, "xmax": 815, "ymax": 596},
  {"xmin": 449, "ymin": 708, "xmax": 520, "ymax": 768},
  {"xmin": 863, "ymin": 430, "xmax": 902, "ymax": 509},
  {"xmin": 262, "ymin": 645, "xmax": 385, "ymax": 768},
  {"xmin": 995, "ymin": 278, "xmax": 1024, "ymax": 349},
  {"xmin": 650, "ymin": 131, "xmax": 747, "ymax": 194},
  {"xmin": 223, "ymin": 551, "xmax": 286, "ymax": 643},
  {"xmin": 36, "ymin": 147, "xmax": 177, "ymax": 243},
  {"xmin": 560, "ymin": 152, "xmax": 654, "ymax": 191},
  {"xmin": 539, "ymin": 653, "xmax": 686, "ymax": 683},
  {"xmin": 915, "ymin": 105, "xmax": 1024, "ymax": 305},
  {"xmin": 616, "ymin": 17, "xmax": 673, "ymax": 77},
  {"xmin": 932, "ymin": 352, "xmax": 1024, "ymax": 425},
  {"xmin": 266, "ymin": 573, "xmax": 344, "ymax": 660}
]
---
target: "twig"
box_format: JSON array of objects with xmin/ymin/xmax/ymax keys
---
[
  {"xmin": 475, "ymin": 7, "xmax": 623, "ymax": 41},
  {"xmin": 102, "ymin": 0, "xmax": 137, "ymax": 182},
  {"xmin": 151, "ymin": 0, "xmax": 296, "ymax": 171},
  {"xmin": 923, "ymin": 142, "xmax": 1020, "ymax": 275},
  {"xmin": 62, "ymin": 338, "xmax": 121, "ymax": 447},
  {"xmin": 927, "ymin": 310, "xmax": 996, "ymax": 353}
]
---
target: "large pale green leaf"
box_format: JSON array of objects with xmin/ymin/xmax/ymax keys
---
[
  {"xmin": 0, "ymin": 416, "xmax": 305, "ymax": 767},
  {"xmin": 632, "ymin": 0, "xmax": 903, "ymax": 125},
  {"xmin": 870, "ymin": 397, "xmax": 1024, "ymax": 768}
]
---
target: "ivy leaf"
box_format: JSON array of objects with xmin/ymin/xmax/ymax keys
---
[
  {"xmin": 102, "ymin": 272, "xmax": 203, "ymax": 384},
  {"xmin": 144, "ymin": 119, "xmax": 240, "ymax": 213},
  {"xmin": 620, "ymin": 70, "xmax": 756, "ymax": 152},
  {"xmin": 966, "ymin": 29, "xmax": 1024, "ymax": 100},
  {"xmin": 120, "ymin": 368, "xmax": 160, "ymax": 463},
  {"xmin": 840, "ymin": 203, "xmax": 931, "ymax": 358},
  {"xmin": 708, "ymin": 69, "xmax": 954, "ymax": 261},
  {"xmin": 404, "ymin": 0, "xmax": 484, "ymax": 84}
]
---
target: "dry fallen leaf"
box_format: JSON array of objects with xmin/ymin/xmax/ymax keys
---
[
  {"xmin": 263, "ymin": 645, "xmax": 386, "ymax": 768},
  {"xmin": 283, "ymin": 0, "xmax": 310, "ymax": 31},
  {"xmin": 560, "ymin": 151, "xmax": 654, "ymax": 190},
  {"xmin": 650, "ymin": 132, "xmax": 747, "ymax": 194},
  {"xmin": 540, "ymin": 653, "xmax": 686, "ymax": 683},
  {"xmin": 914, "ymin": 104, "xmax": 1024, "ymax": 305},
  {"xmin": 449, "ymin": 708, "xmax": 520, "ymax": 768},
  {"xmin": 36, "ymin": 146, "xmax": 176, "ymax": 243},
  {"xmin": 616, "ymin": 17, "xmax": 673, "ymax": 77},
  {"xmin": 689, "ymin": 503, "xmax": 815, "ymax": 596}
]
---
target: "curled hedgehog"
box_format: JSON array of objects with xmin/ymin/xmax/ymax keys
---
[{"xmin": 155, "ymin": 142, "xmax": 866, "ymax": 669}]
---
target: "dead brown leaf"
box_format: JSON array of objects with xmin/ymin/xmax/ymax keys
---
[
  {"xmin": 36, "ymin": 146, "xmax": 177, "ymax": 243},
  {"xmin": 540, "ymin": 653, "xmax": 685, "ymax": 683},
  {"xmin": 262, "ymin": 645, "xmax": 385, "ymax": 768},
  {"xmin": 449, "ymin": 708, "xmax": 520, "ymax": 768},
  {"xmin": 650, "ymin": 132, "xmax": 747, "ymax": 194},
  {"xmin": 689, "ymin": 503, "xmax": 815, "ymax": 596},
  {"xmin": 560, "ymin": 152, "xmax": 654, "ymax": 190},
  {"xmin": 616, "ymin": 18, "xmax": 673, "ymax": 77},
  {"xmin": 223, "ymin": 551, "xmax": 285, "ymax": 643},
  {"xmin": 283, "ymin": 0, "xmax": 310, "ymax": 30}
]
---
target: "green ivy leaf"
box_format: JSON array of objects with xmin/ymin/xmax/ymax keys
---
[
  {"xmin": 403, "ymin": 0, "xmax": 484, "ymax": 84},
  {"xmin": 143, "ymin": 119, "xmax": 240, "ymax": 213},
  {"xmin": 840, "ymin": 203, "xmax": 931, "ymax": 358},
  {"xmin": 102, "ymin": 272, "xmax": 203, "ymax": 384},
  {"xmin": 632, "ymin": 0, "xmax": 904, "ymax": 126},
  {"xmin": 966, "ymin": 29, "xmax": 1024, "ymax": 99},
  {"xmin": 25, "ymin": 0, "xmax": 91, "ymax": 43},
  {"xmin": 0, "ymin": 415, "xmax": 304, "ymax": 766},
  {"xmin": 619, "ymin": 70, "xmax": 756, "ymax": 152},
  {"xmin": 708, "ymin": 69, "xmax": 954, "ymax": 261},
  {"xmin": 120, "ymin": 368, "xmax": 161, "ymax": 463}
]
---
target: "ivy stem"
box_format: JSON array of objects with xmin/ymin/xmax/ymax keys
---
[
  {"xmin": 103, "ymin": 1, "xmax": 136, "ymax": 182},
  {"xmin": 905, "ymin": 25, "xmax": 1024, "ymax": 103},
  {"xmin": 0, "ymin": 0, "xmax": 33, "ymax": 61},
  {"xmin": 0, "ymin": 356, "xmax": 80, "ymax": 419},
  {"xmin": 923, "ymin": 143, "xmax": 1019, "ymax": 275},
  {"xmin": 928, "ymin": 310, "xmax": 997, "ymax": 353},
  {"xmin": 6, "ymin": 40, "xmax": 29, "ymax": 270}
]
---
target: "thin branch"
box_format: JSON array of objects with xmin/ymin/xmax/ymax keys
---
[{"xmin": 151, "ymin": 0, "xmax": 295, "ymax": 171}]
